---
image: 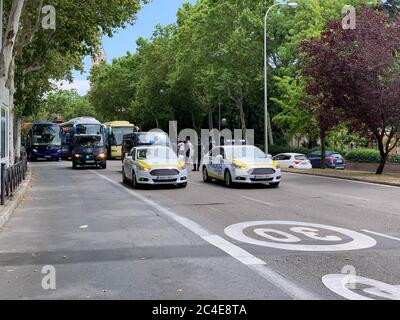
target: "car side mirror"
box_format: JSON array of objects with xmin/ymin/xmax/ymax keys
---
[{"xmin": 125, "ymin": 156, "xmax": 133, "ymax": 161}]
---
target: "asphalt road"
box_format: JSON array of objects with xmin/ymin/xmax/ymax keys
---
[{"xmin": 0, "ymin": 160, "xmax": 399, "ymax": 300}]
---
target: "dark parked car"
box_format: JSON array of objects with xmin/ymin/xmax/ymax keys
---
[{"xmin": 307, "ymin": 151, "xmax": 346, "ymax": 169}]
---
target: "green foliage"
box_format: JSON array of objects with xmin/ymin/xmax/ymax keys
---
[
  {"xmin": 267, "ymin": 144, "xmax": 311, "ymax": 156},
  {"xmin": 25, "ymin": 89, "xmax": 96, "ymax": 122},
  {"xmin": 346, "ymin": 148, "xmax": 381, "ymax": 163},
  {"xmin": 15, "ymin": 0, "xmax": 146, "ymax": 117}
]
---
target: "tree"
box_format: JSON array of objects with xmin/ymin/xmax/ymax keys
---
[
  {"xmin": 378, "ymin": 0, "xmax": 400, "ymax": 16},
  {"xmin": 89, "ymin": 53, "xmax": 140, "ymax": 123},
  {"xmin": 26, "ymin": 89, "xmax": 96, "ymax": 122},
  {"xmin": 300, "ymin": 7, "xmax": 400, "ymax": 174}
]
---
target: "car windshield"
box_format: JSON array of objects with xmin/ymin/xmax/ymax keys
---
[
  {"xmin": 138, "ymin": 133, "xmax": 170, "ymax": 146},
  {"xmin": 136, "ymin": 147, "xmax": 177, "ymax": 161},
  {"xmin": 32, "ymin": 125, "xmax": 61, "ymax": 146},
  {"xmin": 224, "ymin": 146, "xmax": 267, "ymax": 160},
  {"xmin": 110, "ymin": 127, "xmax": 135, "ymax": 146},
  {"xmin": 76, "ymin": 136, "xmax": 103, "ymax": 147}
]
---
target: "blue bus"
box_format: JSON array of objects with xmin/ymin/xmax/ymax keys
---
[
  {"xmin": 60, "ymin": 117, "xmax": 104, "ymax": 159},
  {"xmin": 26, "ymin": 122, "xmax": 61, "ymax": 161}
]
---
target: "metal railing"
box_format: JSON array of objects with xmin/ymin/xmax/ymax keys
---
[{"xmin": 1, "ymin": 153, "xmax": 28, "ymax": 205}]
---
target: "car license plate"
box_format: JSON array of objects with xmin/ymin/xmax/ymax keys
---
[
  {"xmin": 251, "ymin": 175, "xmax": 270, "ymax": 179},
  {"xmin": 86, "ymin": 160, "xmax": 95, "ymax": 164},
  {"xmin": 337, "ymin": 160, "xmax": 343, "ymax": 164},
  {"xmin": 156, "ymin": 176, "xmax": 172, "ymax": 181}
]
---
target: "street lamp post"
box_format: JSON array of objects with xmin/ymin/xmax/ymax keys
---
[{"xmin": 264, "ymin": 1, "xmax": 298, "ymax": 155}]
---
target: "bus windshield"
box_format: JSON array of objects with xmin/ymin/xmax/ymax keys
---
[
  {"xmin": 32, "ymin": 124, "xmax": 61, "ymax": 146},
  {"xmin": 76, "ymin": 124, "xmax": 102, "ymax": 135},
  {"xmin": 75, "ymin": 136, "xmax": 103, "ymax": 148},
  {"xmin": 110, "ymin": 127, "xmax": 135, "ymax": 146}
]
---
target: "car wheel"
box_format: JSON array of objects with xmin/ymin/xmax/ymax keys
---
[
  {"xmin": 224, "ymin": 170, "xmax": 233, "ymax": 188},
  {"xmin": 72, "ymin": 161, "xmax": 77, "ymax": 169},
  {"xmin": 202, "ymin": 166, "xmax": 211, "ymax": 182},
  {"xmin": 131, "ymin": 171, "xmax": 138, "ymax": 189},
  {"xmin": 270, "ymin": 182, "xmax": 280, "ymax": 188},
  {"xmin": 122, "ymin": 169, "xmax": 128, "ymax": 184},
  {"xmin": 101, "ymin": 163, "xmax": 107, "ymax": 169}
]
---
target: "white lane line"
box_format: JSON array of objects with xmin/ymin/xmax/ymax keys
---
[
  {"xmin": 91, "ymin": 171, "xmax": 318, "ymax": 300},
  {"xmin": 285, "ymin": 172, "xmax": 399, "ymax": 189},
  {"xmin": 362, "ymin": 230, "xmax": 400, "ymax": 242},
  {"xmin": 242, "ymin": 196, "xmax": 275, "ymax": 207},
  {"xmin": 188, "ymin": 181, "xmax": 203, "ymax": 186},
  {"xmin": 327, "ymin": 193, "xmax": 367, "ymax": 202},
  {"xmin": 203, "ymin": 235, "xmax": 265, "ymax": 265}
]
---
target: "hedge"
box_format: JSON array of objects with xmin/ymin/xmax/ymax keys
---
[
  {"xmin": 345, "ymin": 148, "xmax": 381, "ymax": 163},
  {"xmin": 346, "ymin": 148, "xmax": 400, "ymax": 163},
  {"xmin": 267, "ymin": 145, "xmax": 310, "ymax": 156}
]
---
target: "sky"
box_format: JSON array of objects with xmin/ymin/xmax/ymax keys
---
[{"xmin": 58, "ymin": 0, "xmax": 196, "ymax": 96}]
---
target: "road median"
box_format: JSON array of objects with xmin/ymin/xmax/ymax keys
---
[
  {"xmin": 0, "ymin": 166, "xmax": 32, "ymax": 230},
  {"xmin": 284, "ymin": 168, "xmax": 400, "ymax": 187}
]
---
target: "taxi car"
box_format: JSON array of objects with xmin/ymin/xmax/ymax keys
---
[
  {"xmin": 122, "ymin": 145, "xmax": 187, "ymax": 188},
  {"xmin": 202, "ymin": 145, "xmax": 282, "ymax": 187}
]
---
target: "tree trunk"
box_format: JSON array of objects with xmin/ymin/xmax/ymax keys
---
[
  {"xmin": 237, "ymin": 99, "xmax": 246, "ymax": 138},
  {"xmin": 0, "ymin": 0, "xmax": 25, "ymax": 89},
  {"xmin": 320, "ymin": 131, "xmax": 326, "ymax": 169},
  {"xmin": 208, "ymin": 108, "xmax": 213, "ymax": 129},
  {"xmin": 376, "ymin": 135, "xmax": 388, "ymax": 175}
]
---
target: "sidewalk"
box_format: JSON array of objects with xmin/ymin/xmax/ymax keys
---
[
  {"xmin": 284, "ymin": 168, "xmax": 400, "ymax": 187},
  {"xmin": 0, "ymin": 167, "xmax": 33, "ymax": 229}
]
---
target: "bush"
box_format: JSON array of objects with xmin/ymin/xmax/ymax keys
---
[
  {"xmin": 267, "ymin": 145, "xmax": 310, "ymax": 156},
  {"xmin": 346, "ymin": 148, "xmax": 381, "ymax": 163},
  {"xmin": 389, "ymin": 154, "xmax": 400, "ymax": 163}
]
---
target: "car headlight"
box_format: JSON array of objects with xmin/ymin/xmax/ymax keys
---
[
  {"xmin": 98, "ymin": 153, "xmax": 106, "ymax": 159},
  {"xmin": 137, "ymin": 164, "xmax": 150, "ymax": 171},
  {"xmin": 32, "ymin": 149, "xmax": 38, "ymax": 153},
  {"xmin": 74, "ymin": 154, "xmax": 81, "ymax": 158},
  {"xmin": 231, "ymin": 161, "xmax": 248, "ymax": 170}
]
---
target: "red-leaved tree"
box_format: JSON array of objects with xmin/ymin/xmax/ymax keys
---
[{"xmin": 300, "ymin": 7, "xmax": 400, "ymax": 174}]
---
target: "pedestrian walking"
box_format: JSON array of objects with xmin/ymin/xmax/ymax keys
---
[{"xmin": 184, "ymin": 136, "xmax": 195, "ymax": 170}]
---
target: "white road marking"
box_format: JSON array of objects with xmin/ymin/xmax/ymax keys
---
[
  {"xmin": 225, "ymin": 221, "xmax": 377, "ymax": 252},
  {"xmin": 188, "ymin": 181, "xmax": 203, "ymax": 186},
  {"xmin": 285, "ymin": 172, "xmax": 400, "ymax": 189},
  {"xmin": 241, "ymin": 196, "xmax": 275, "ymax": 207},
  {"xmin": 91, "ymin": 171, "xmax": 319, "ymax": 300},
  {"xmin": 362, "ymin": 229, "xmax": 400, "ymax": 242},
  {"xmin": 327, "ymin": 193, "xmax": 367, "ymax": 202},
  {"xmin": 79, "ymin": 225, "xmax": 88, "ymax": 229},
  {"xmin": 322, "ymin": 274, "xmax": 400, "ymax": 300}
]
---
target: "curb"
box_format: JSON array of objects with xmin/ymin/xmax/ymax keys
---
[
  {"xmin": 0, "ymin": 166, "xmax": 32, "ymax": 229},
  {"xmin": 284, "ymin": 170, "xmax": 400, "ymax": 188}
]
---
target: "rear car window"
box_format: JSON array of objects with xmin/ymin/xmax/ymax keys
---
[{"xmin": 295, "ymin": 155, "xmax": 307, "ymax": 160}]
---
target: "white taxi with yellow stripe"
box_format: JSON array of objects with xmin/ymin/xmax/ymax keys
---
[
  {"xmin": 202, "ymin": 145, "xmax": 282, "ymax": 187},
  {"xmin": 122, "ymin": 146, "xmax": 187, "ymax": 188}
]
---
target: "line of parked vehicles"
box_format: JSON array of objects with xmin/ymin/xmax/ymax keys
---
[{"xmin": 21, "ymin": 116, "xmax": 346, "ymax": 189}]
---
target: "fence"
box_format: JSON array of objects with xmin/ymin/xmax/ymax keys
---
[{"xmin": 1, "ymin": 153, "xmax": 28, "ymax": 205}]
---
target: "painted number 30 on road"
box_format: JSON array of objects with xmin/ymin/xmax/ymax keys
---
[{"xmin": 224, "ymin": 221, "xmax": 377, "ymax": 252}]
